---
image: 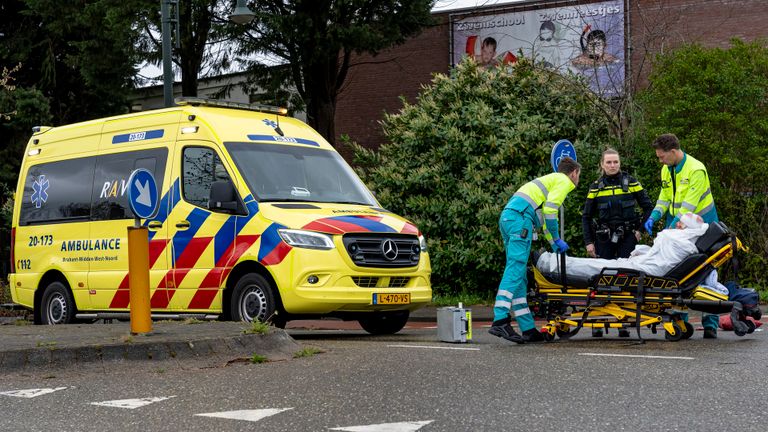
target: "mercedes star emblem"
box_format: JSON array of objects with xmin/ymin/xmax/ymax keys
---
[{"xmin": 381, "ymin": 239, "xmax": 398, "ymax": 261}]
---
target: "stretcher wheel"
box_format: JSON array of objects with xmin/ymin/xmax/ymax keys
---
[
  {"xmin": 746, "ymin": 320, "xmax": 756, "ymax": 334},
  {"xmin": 664, "ymin": 323, "xmax": 684, "ymax": 341},
  {"xmin": 682, "ymin": 322, "xmax": 694, "ymax": 339},
  {"xmin": 543, "ymin": 331, "xmax": 555, "ymax": 342}
]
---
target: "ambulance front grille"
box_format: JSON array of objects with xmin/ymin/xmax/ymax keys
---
[
  {"xmin": 342, "ymin": 233, "xmax": 420, "ymax": 268},
  {"xmin": 388, "ymin": 277, "xmax": 410, "ymax": 288},
  {"xmin": 352, "ymin": 277, "xmax": 379, "ymax": 288},
  {"xmin": 351, "ymin": 276, "xmax": 412, "ymax": 288}
]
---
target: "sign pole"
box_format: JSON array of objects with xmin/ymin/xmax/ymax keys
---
[
  {"xmin": 126, "ymin": 169, "xmax": 159, "ymax": 335},
  {"xmin": 128, "ymin": 222, "xmax": 152, "ymax": 334},
  {"xmin": 551, "ymin": 140, "xmax": 578, "ymax": 289}
]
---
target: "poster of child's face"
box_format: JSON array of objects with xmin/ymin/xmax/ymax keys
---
[{"xmin": 452, "ymin": 1, "xmax": 625, "ymax": 97}]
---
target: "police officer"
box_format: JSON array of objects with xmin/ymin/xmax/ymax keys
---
[
  {"xmin": 582, "ymin": 148, "xmax": 653, "ymax": 259},
  {"xmin": 582, "ymin": 149, "xmax": 653, "ymax": 337},
  {"xmin": 643, "ymin": 133, "xmax": 720, "ymax": 338}
]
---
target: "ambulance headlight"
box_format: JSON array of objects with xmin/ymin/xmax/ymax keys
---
[
  {"xmin": 418, "ymin": 234, "xmax": 428, "ymax": 252},
  {"xmin": 278, "ymin": 229, "xmax": 335, "ymax": 250}
]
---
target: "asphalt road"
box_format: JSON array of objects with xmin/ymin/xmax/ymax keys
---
[{"xmin": 1, "ymin": 324, "xmax": 766, "ymax": 431}]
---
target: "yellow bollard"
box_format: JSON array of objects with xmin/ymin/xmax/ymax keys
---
[{"xmin": 128, "ymin": 226, "xmax": 152, "ymax": 334}]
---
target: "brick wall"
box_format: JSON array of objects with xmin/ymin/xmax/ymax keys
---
[
  {"xmin": 336, "ymin": 0, "xmax": 768, "ymax": 152},
  {"xmin": 334, "ymin": 15, "xmax": 451, "ymax": 155}
]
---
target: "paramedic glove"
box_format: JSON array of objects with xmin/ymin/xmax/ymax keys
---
[
  {"xmin": 643, "ymin": 217, "xmax": 655, "ymax": 235},
  {"xmin": 553, "ymin": 239, "xmax": 569, "ymax": 253}
]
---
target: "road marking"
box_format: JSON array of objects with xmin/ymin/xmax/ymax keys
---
[
  {"xmin": 579, "ymin": 353, "xmax": 694, "ymax": 360},
  {"xmin": 196, "ymin": 408, "xmax": 293, "ymax": 422},
  {"xmin": 388, "ymin": 344, "xmax": 479, "ymax": 351},
  {"xmin": 91, "ymin": 396, "xmax": 176, "ymax": 409},
  {"xmin": 330, "ymin": 420, "xmax": 434, "ymax": 431},
  {"xmin": 0, "ymin": 387, "xmax": 67, "ymax": 398}
]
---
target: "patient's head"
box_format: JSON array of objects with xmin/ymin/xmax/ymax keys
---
[{"xmin": 676, "ymin": 213, "xmax": 704, "ymax": 230}]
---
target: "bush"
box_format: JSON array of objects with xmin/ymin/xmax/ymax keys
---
[
  {"xmin": 638, "ymin": 39, "xmax": 768, "ymax": 290},
  {"xmin": 351, "ymin": 59, "xmax": 615, "ymax": 296}
]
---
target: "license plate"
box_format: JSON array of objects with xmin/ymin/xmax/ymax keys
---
[{"xmin": 373, "ymin": 293, "xmax": 410, "ymax": 305}]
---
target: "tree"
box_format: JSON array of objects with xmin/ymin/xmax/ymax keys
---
[
  {"xmin": 351, "ymin": 59, "xmax": 615, "ymax": 296},
  {"xmin": 638, "ymin": 39, "xmax": 768, "ymax": 289},
  {"xmin": 135, "ymin": 0, "xmax": 239, "ymax": 96},
  {"xmin": 0, "ymin": 0, "xmax": 142, "ymax": 190},
  {"xmin": 235, "ymin": 0, "xmax": 434, "ymax": 145}
]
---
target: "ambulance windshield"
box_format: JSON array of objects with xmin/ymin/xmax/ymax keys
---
[{"xmin": 225, "ymin": 142, "xmax": 377, "ymax": 205}]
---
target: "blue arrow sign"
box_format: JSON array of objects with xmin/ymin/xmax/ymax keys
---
[
  {"xmin": 551, "ymin": 139, "xmax": 578, "ymax": 173},
  {"xmin": 127, "ymin": 169, "xmax": 159, "ymax": 219}
]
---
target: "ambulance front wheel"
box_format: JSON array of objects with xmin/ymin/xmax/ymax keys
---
[
  {"xmin": 231, "ymin": 273, "xmax": 277, "ymax": 324},
  {"xmin": 40, "ymin": 281, "xmax": 77, "ymax": 325},
  {"xmin": 358, "ymin": 311, "xmax": 409, "ymax": 335}
]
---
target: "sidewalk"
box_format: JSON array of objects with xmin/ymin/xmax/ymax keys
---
[{"xmin": 0, "ymin": 321, "xmax": 300, "ymax": 374}]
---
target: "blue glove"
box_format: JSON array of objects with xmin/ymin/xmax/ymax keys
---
[
  {"xmin": 553, "ymin": 239, "xmax": 569, "ymax": 253},
  {"xmin": 643, "ymin": 217, "xmax": 655, "ymax": 235}
]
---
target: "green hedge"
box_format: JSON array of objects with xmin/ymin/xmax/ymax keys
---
[{"xmin": 351, "ymin": 59, "xmax": 614, "ymax": 296}]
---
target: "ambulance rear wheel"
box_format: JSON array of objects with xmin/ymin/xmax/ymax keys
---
[
  {"xmin": 40, "ymin": 281, "xmax": 77, "ymax": 325},
  {"xmin": 231, "ymin": 274, "xmax": 277, "ymax": 324},
  {"xmin": 358, "ymin": 311, "xmax": 409, "ymax": 335}
]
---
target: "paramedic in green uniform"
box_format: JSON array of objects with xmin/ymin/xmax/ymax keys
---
[
  {"xmin": 643, "ymin": 133, "xmax": 720, "ymax": 338},
  {"xmin": 489, "ymin": 157, "xmax": 581, "ymax": 344}
]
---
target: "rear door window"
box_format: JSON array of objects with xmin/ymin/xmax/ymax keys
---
[{"xmin": 91, "ymin": 148, "xmax": 168, "ymax": 220}]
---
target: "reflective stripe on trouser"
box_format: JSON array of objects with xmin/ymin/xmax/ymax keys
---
[{"xmin": 493, "ymin": 209, "xmax": 535, "ymax": 331}]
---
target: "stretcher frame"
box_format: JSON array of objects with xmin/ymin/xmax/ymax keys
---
[{"xmin": 528, "ymin": 223, "xmax": 754, "ymax": 342}]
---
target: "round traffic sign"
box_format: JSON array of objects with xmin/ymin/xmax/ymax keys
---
[
  {"xmin": 551, "ymin": 139, "xmax": 578, "ymax": 172},
  {"xmin": 127, "ymin": 169, "xmax": 159, "ymax": 219}
]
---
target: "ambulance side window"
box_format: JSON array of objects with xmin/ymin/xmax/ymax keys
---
[
  {"xmin": 182, "ymin": 147, "xmax": 232, "ymax": 210},
  {"xmin": 19, "ymin": 157, "xmax": 96, "ymax": 225},
  {"xmin": 91, "ymin": 148, "xmax": 168, "ymax": 221}
]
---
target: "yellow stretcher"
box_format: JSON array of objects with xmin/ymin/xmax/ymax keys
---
[{"xmin": 527, "ymin": 222, "xmax": 758, "ymax": 342}]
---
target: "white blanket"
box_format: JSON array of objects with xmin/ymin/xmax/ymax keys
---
[{"xmin": 536, "ymin": 224, "xmax": 709, "ymax": 278}]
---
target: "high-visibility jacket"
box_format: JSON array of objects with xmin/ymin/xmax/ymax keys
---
[
  {"xmin": 504, "ymin": 172, "xmax": 576, "ymax": 245},
  {"xmin": 650, "ymin": 152, "xmax": 718, "ymax": 228}
]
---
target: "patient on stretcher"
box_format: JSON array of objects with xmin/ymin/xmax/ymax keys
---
[{"xmin": 536, "ymin": 213, "xmax": 707, "ymax": 279}]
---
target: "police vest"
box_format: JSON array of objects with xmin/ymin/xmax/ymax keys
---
[{"xmin": 586, "ymin": 173, "xmax": 641, "ymax": 226}]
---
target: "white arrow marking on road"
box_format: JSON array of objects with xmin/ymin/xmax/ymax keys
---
[
  {"xmin": 0, "ymin": 387, "xmax": 67, "ymax": 398},
  {"xmin": 388, "ymin": 344, "xmax": 480, "ymax": 351},
  {"xmin": 135, "ymin": 179, "xmax": 152, "ymax": 207},
  {"xmin": 579, "ymin": 353, "xmax": 694, "ymax": 360},
  {"xmin": 330, "ymin": 420, "xmax": 434, "ymax": 431},
  {"xmin": 91, "ymin": 395, "xmax": 176, "ymax": 409},
  {"xmin": 196, "ymin": 408, "xmax": 293, "ymax": 422}
]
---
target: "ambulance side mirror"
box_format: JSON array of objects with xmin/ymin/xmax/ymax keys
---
[{"xmin": 208, "ymin": 180, "xmax": 242, "ymax": 214}]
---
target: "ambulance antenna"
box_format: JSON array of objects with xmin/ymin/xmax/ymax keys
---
[{"xmin": 274, "ymin": 113, "xmax": 284, "ymax": 136}]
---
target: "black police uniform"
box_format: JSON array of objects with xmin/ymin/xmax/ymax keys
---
[{"xmin": 582, "ymin": 172, "xmax": 653, "ymax": 259}]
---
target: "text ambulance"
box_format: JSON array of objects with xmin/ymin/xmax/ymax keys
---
[{"xmin": 10, "ymin": 98, "xmax": 431, "ymax": 334}]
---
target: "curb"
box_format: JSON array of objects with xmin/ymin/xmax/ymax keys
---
[{"xmin": 0, "ymin": 323, "xmax": 301, "ymax": 374}]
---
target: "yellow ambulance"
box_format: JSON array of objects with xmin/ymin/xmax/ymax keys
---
[{"xmin": 9, "ymin": 98, "xmax": 431, "ymax": 334}]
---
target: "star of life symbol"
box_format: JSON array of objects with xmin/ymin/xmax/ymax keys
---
[
  {"xmin": 262, "ymin": 119, "xmax": 278, "ymax": 128},
  {"xmin": 31, "ymin": 175, "xmax": 49, "ymax": 208}
]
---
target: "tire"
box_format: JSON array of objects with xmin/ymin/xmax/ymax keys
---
[
  {"xmin": 665, "ymin": 323, "xmax": 684, "ymax": 341},
  {"xmin": 358, "ymin": 311, "xmax": 409, "ymax": 335},
  {"xmin": 230, "ymin": 273, "xmax": 277, "ymax": 323},
  {"xmin": 682, "ymin": 321, "xmax": 695, "ymax": 339},
  {"xmin": 40, "ymin": 281, "xmax": 77, "ymax": 325}
]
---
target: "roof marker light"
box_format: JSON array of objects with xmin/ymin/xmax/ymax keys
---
[
  {"xmin": 28, "ymin": 148, "xmax": 41, "ymax": 156},
  {"xmin": 181, "ymin": 126, "xmax": 199, "ymax": 134}
]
